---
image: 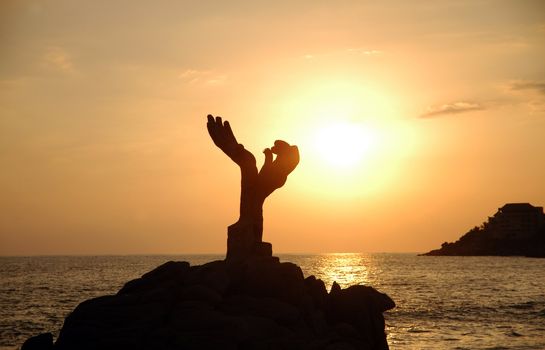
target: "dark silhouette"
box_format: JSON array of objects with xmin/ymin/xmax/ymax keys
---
[
  {"xmin": 21, "ymin": 116, "xmax": 395, "ymax": 350},
  {"xmin": 207, "ymin": 115, "xmax": 299, "ymax": 261},
  {"xmin": 44, "ymin": 259, "xmax": 394, "ymax": 350},
  {"xmin": 422, "ymin": 203, "xmax": 545, "ymax": 257}
]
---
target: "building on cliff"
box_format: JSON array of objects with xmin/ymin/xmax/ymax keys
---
[
  {"xmin": 486, "ymin": 203, "xmax": 545, "ymax": 240},
  {"xmin": 423, "ymin": 203, "xmax": 545, "ymax": 257}
]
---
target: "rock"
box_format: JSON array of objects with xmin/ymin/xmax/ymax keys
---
[
  {"xmin": 118, "ymin": 261, "xmax": 190, "ymax": 295},
  {"xmin": 187, "ymin": 260, "xmax": 230, "ymax": 293},
  {"xmin": 305, "ymin": 276, "xmax": 328, "ymax": 309},
  {"xmin": 220, "ymin": 295, "xmax": 300, "ymax": 326},
  {"xmin": 334, "ymin": 322, "xmax": 359, "ymax": 338},
  {"xmin": 326, "ymin": 283, "xmax": 395, "ymax": 350},
  {"xmin": 142, "ymin": 261, "xmax": 190, "ymax": 280},
  {"xmin": 55, "ymin": 295, "xmax": 166, "ymax": 350},
  {"xmin": 325, "ymin": 341, "xmax": 359, "ymax": 350},
  {"xmin": 21, "ymin": 333, "xmax": 53, "ymax": 350},
  {"xmin": 26, "ymin": 258, "xmax": 395, "ymax": 350},
  {"xmin": 239, "ymin": 260, "xmax": 306, "ymax": 306},
  {"xmin": 330, "ymin": 281, "xmax": 342, "ymax": 295},
  {"xmin": 174, "ymin": 284, "xmax": 222, "ymax": 304},
  {"xmin": 305, "ymin": 309, "xmax": 328, "ymax": 334},
  {"xmin": 342, "ymin": 285, "xmax": 395, "ymax": 313}
]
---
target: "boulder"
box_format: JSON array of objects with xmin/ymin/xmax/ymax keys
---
[
  {"xmin": 220, "ymin": 294, "xmax": 301, "ymax": 326},
  {"xmin": 21, "ymin": 333, "xmax": 53, "ymax": 350},
  {"xmin": 305, "ymin": 275, "xmax": 328, "ymax": 309},
  {"xmin": 238, "ymin": 260, "xmax": 306, "ymax": 306},
  {"xmin": 118, "ymin": 261, "xmax": 190, "ymax": 295},
  {"xmin": 186, "ymin": 260, "xmax": 231, "ymax": 293},
  {"xmin": 326, "ymin": 283, "xmax": 395, "ymax": 350}
]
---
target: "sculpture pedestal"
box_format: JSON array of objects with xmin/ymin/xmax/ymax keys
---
[
  {"xmin": 226, "ymin": 222, "xmax": 272, "ymax": 261},
  {"xmin": 254, "ymin": 241, "xmax": 272, "ymax": 257}
]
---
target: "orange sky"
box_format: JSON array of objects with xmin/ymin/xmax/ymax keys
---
[{"xmin": 1, "ymin": 1, "xmax": 545, "ymax": 255}]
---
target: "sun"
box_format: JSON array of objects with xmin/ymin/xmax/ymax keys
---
[
  {"xmin": 267, "ymin": 78, "xmax": 391, "ymax": 172},
  {"xmin": 264, "ymin": 76, "xmax": 415, "ymax": 197},
  {"xmin": 311, "ymin": 121, "xmax": 379, "ymax": 169}
]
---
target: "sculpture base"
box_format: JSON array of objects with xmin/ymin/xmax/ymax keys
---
[
  {"xmin": 226, "ymin": 222, "xmax": 272, "ymax": 261},
  {"xmin": 254, "ymin": 241, "xmax": 272, "ymax": 257}
]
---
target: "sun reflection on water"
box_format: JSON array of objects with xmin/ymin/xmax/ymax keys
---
[{"xmin": 293, "ymin": 253, "xmax": 381, "ymax": 291}]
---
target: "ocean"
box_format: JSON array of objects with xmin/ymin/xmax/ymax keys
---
[{"xmin": 1, "ymin": 253, "xmax": 544, "ymax": 349}]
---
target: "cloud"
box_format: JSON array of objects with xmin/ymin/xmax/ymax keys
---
[
  {"xmin": 507, "ymin": 80, "xmax": 545, "ymax": 113},
  {"xmin": 43, "ymin": 46, "xmax": 74, "ymax": 73},
  {"xmin": 302, "ymin": 48, "xmax": 383, "ymax": 60},
  {"xmin": 510, "ymin": 81, "xmax": 545, "ymax": 95},
  {"xmin": 420, "ymin": 101, "xmax": 484, "ymax": 118},
  {"xmin": 178, "ymin": 69, "xmax": 227, "ymax": 86},
  {"xmin": 346, "ymin": 48, "xmax": 383, "ymax": 56}
]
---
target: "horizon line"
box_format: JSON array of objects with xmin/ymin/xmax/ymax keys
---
[{"xmin": 0, "ymin": 251, "xmax": 424, "ymax": 258}]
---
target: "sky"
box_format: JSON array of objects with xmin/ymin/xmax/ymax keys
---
[{"xmin": 1, "ymin": 0, "xmax": 544, "ymax": 255}]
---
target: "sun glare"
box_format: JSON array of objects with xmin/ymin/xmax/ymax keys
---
[
  {"xmin": 265, "ymin": 76, "xmax": 417, "ymax": 198},
  {"xmin": 312, "ymin": 121, "xmax": 378, "ymax": 169},
  {"xmin": 272, "ymin": 79, "xmax": 389, "ymax": 172}
]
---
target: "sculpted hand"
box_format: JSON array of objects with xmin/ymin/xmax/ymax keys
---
[
  {"xmin": 207, "ymin": 115, "xmax": 256, "ymax": 169},
  {"xmin": 259, "ymin": 140, "xmax": 300, "ymax": 198}
]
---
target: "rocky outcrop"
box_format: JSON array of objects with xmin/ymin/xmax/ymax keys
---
[
  {"xmin": 25, "ymin": 257, "xmax": 394, "ymax": 350},
  {"xmin": 21, "ymin": 333, "xmax": 53, "ymax": 350},
  {"xmin": 423, "ymin": 203, "xmax": 545, "ymax": 257}
]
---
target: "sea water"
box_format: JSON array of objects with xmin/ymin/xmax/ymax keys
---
[{"xmin": 1, "ymin": 253, "xmax": 544, "ymax": 349}]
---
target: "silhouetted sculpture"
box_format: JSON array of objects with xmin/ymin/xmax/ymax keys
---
[{"xmin": 207, "ymin": 115, "xmax": 299, "ymax": 261}]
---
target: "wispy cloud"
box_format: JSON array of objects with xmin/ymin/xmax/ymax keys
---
[
  {"xmin": 178, "ymin": 69, "xmax": 227, "ymax": 86},
  {"xmin": 303, "ymin": 48, "xmax": 383, "ymax": 60},
  {"xmin": 43, "ymin": 46, "xmax": 74, "ymax": 73},
  {"xmin": 346, "ymin": 48, "xmax": 383, "ymax": 56},
  {"xmin": 507, "ymin": 80, "xmax": 545, "ymax": 113},
  {"xmin": 420, "ymin": 101, "xmax": 484, "ymax": 118},
  {"xmin": 510, "ymin": 81, "xmax": 545, "ymax": 95}
]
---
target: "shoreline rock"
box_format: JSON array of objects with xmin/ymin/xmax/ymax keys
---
[{"xmin": 23, "ymin": 257, "xmax": 395, "ymax": 350}]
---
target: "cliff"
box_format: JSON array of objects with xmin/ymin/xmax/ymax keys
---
[{"xmin": 423, "ymin": 203, "xmax": 545, "ymax": 257}]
